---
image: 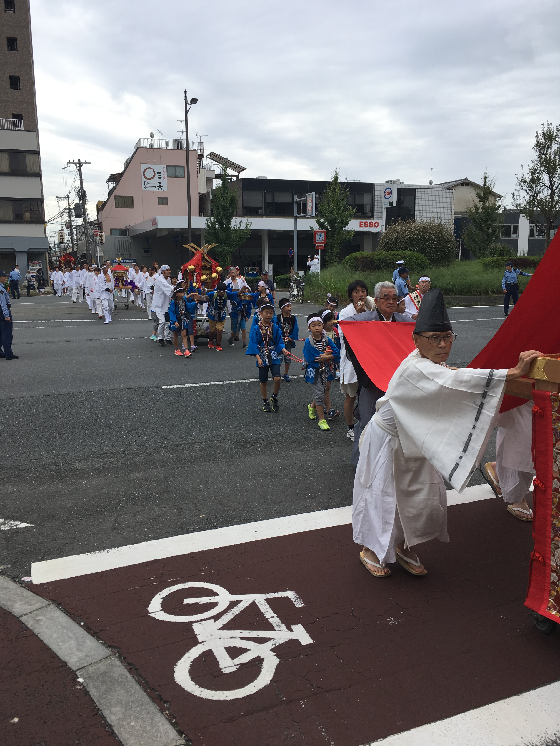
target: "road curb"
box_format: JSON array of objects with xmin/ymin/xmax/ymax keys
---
[{"xmin": 0, "ymin": 575, "xmax": 185, "ymax": 746}]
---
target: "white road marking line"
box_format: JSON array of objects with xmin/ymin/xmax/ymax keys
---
[
  {"xmin": 366, "ymin": 681, "xmax": 560, "ymax": 746},
  {"xmin": 162, "ymin": 375, "xmax": 305, "ymax": 389},
  {"xmin": 0, "ymin": 518, "xmax": 33, "ymax": 530},
  {"xmin": 31, "ymin": 485, "xmax": 494, "ymax": 583},
  {"xmin": 451, "ymin": 318, "xmax": 503, "ymax": 323}
]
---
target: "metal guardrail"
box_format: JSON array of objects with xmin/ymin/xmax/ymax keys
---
[
  {"xmin": 0, "ymin": 118, "xmax": 24, "ymax": 131},
  {"xmin": 134, "ymin": 138, "xmax": 170, "ymax": 149}
]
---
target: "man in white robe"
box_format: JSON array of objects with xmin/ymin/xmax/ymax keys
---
[
  {"xmin": 151, "ymin": 265, "xmax": 174, "ymax": 346},
  {"xmin": 353, "ymin": 288, "xmax": 541, "ymax": 578},
  {"xmin": 482, "ymin": 401, "xmax": 534, "ymax": 521}
]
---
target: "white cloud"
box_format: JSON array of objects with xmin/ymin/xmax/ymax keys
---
[{"xmin": 31, "ymin": 0, "xmax": 560, "ymax": 231}]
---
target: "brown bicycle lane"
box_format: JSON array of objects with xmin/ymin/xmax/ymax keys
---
[{"xmin": 30, "ymin": 496, "xmax": 560, "ymax": 746}]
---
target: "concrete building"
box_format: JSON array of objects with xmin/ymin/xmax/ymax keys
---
[
  {"xmin": 0, "ymin": 0, "xmax": 48, "ymax": 273},
  {"xmin": 442, "ymin": 178, "xmax": 557, "ymax": 257},
  {"xmin": 97, "ymin": 135, "xmax": 214, "ymax": 264}
]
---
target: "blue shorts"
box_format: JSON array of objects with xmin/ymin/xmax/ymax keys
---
[
  {"xmin": 182, "ymin": 319, "xmax": 194, "ymax": 335},
  {"xmin": 230, "ymin": 314, "xmax": 240, "ymax": 334},
  {"xmin": 258, "ymin": 363, "xmax": 281, "ymax": 383},
  {"xmin": 239, "ymin": 316, "xmax": 248, "ymax": 330}
]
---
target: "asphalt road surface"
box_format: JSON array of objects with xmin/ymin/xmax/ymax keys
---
[{"xmin": 1, "ymin": 296, "xmax": 507, "ymax": 581}]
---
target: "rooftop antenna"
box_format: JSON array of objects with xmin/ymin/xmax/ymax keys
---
[{"xmin": 429, "ymin": 167, "xmax": 434, "ymax": 186}]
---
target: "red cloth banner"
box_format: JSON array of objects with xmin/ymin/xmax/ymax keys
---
[
  {"xmin": 339, "ymin": 320, "xmax": 416, "ymax": 392},
  {"xmin": 524, "ymin": 391, "xmax": 560, "ymax": 624},
  {"xmin": 469, "ymin": 232, "xmax": 560, "ymax": 411}
]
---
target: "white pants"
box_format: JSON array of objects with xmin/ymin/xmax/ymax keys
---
[
  {"xmin": 156, "ymin": 312, "xmax": 171, "ymax": 340},
  {"xmin": 101, "ymin": 295, "xmax": 113, "ymax": 322},
  {"xmin": 54, "ymin": 284, "xmax": 62, "ymax": 297},
  {"xmin": 145, "ymin": 292, "xmax": 153, "ymax": 317},
  {"xmin": 495, "ymin": 402, "xmax": 534, "ymax": 505},
  {"xmin": 72, "ymin": 285, "xmax": 82, "ymax": 302}
]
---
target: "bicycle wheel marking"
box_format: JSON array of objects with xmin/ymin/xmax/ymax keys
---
[{"xmin": 148, "ymin": 581, "xmax": 313, "ymax": 700}]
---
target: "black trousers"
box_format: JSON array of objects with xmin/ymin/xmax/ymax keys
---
[
  {"xmin": 0, "ymin": 318, "xmax": 13, "ymax": 357},
  {"xmin": 504, "ymin": 283, "xmax": 518, "ymax": 314},
  {"xmin": 9, "ymin": 280, "xmax": 20, "ymax": 299}
]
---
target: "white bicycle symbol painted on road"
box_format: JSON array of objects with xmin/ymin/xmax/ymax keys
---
[{"xmin": 148, "ymin": 582, "xmax": 313, "ymax": 700}]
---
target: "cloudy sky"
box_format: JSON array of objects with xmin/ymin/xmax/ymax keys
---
[{"xmin": 31, "ymin": 0, "xmax": 560, "ymax": 233}]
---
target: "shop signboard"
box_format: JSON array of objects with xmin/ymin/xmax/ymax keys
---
[{"xmin": 141, "ymin": 164, "xmax": 167, "ymax": 191}]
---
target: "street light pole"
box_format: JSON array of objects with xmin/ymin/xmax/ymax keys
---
[{"xmin": 184, "ymin": 90, "xmax": 198, "ymax": 250}]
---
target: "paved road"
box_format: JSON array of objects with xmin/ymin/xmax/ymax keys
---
[{"xmin": 2, "ymin": 297, "xmax": 505, "ymax": 581}]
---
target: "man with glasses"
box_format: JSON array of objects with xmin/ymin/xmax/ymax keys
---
[
  {"xmin": 342, "ymin": 281, "xmax": 409, "ymax": 462},
  {"xmin": 353, "ymin": 288, "xmax": 541, "ymax": 579}
]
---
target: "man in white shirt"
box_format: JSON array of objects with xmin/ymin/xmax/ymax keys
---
[
  {"xmin": 145, "ymin": 268, "xmax": 156, "ymax": 321},
  {"xmin": 151, "ymin": 265, "xmax": 174, "ymax": 346},
  {"xmin": 338, "ymin": 280, "xmax": 376, "ymax": 441},
  {"xmin": 404, "ymin": 277, "xmax": 431, "ymax": 320}
]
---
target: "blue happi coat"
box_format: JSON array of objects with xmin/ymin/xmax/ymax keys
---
[
  {"xmin": 303, "ymin": 334, "xmax": 340, "ymax": 383},
  {"xmin": 246, "ymin": 321, "xmax": 285, "ymax": 367}
]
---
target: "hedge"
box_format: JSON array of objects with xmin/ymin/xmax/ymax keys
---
[
  {"xmin": 274, "ymin": 274, "xmax": 291, "ymax": 288},
  {"xmin": 342, "ymin": 250, "xmax": 429, "ymax": 274},
  {"xmin": 378, "ymin": 219, "xmax": 456, "ymax": 266},
  {"xmin": 480, "ymin": 256, "xmax": 542, "ymax": 270}
]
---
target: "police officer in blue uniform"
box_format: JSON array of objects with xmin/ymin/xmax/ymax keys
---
[
  {"xmin": 0, "ymin": 270, "xmax": 18, "ymax": 359},
  {"xmin": 502, "ymin": 261, "xmax": 532, "ymax": 316}
]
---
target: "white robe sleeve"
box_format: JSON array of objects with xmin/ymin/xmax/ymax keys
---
[{"xmin": 385, "ymin": 351, "xmax": 507, "ymax": 492}]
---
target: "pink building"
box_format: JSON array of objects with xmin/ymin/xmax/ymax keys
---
[{"xmin": 98, "ymin": 137, "xmax": 200, "ymax": 262}]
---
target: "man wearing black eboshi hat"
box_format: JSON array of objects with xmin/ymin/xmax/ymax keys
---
[{"xmin": 352, "ymin": 287, "xmax": 542, "ymax": 580}]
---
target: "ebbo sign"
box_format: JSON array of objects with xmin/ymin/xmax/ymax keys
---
[{"xmin": 358, "ymin": 220, "xmax": 380, "ymax": 228}]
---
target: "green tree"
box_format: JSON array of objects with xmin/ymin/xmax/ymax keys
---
[
  {"xmin": 513, "ymin": 121, "xmax": 560, "ymax": 249},
  {"xmin": 378, "ymin": 219, "xmax": 456, "ymax": 266},
  {"xmin": 205, "ymin": 173, "xmax": 252, "ymax": 268},
  {"xmin": 315, "ymin": 170, "xmax": 355, "ymax": 267},
  {"xmin": 463, "ymin": 173, "xmax": 504, "ymax": 258}
]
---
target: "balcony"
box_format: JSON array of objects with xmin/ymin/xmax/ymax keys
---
[{"xmin": 0, "ymin": 118, "xmax": 24, "ymax": 131}]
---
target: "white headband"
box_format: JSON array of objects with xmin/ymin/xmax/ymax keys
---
[
  {"xmin": 307, "ymin": 316, "xmax": 323, "ymax": 327},
  {"xmin": 160, "ymin": 264, "xmax": 170, "ymax": 271},
  {"xmin": 321, "ymin": 309, "xmax": 331, "ymax": 319},
  {"xmin": 418, "ymin": 276, "xmax": 431, "ymax": 282}
]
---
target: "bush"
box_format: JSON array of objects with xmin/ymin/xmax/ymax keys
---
[
  {"xmin": 378, "ymin": 220, "xmax": 456, "ymax": 266},
  {"xmin": 480, "ymin": 256, "xmax": 542, "ymax": 270},
  {"xmin": 304, "ymin": 260, "xmax": 534, "ymax": 302},
  {"xmin": 274, "ymin": 274, "xmax": 291, "ymax": 288},
  {"xmin": 343, "ymin": 250, "xmax": 429, "ymax": 274}
]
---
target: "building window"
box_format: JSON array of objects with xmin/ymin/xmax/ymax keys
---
[
  {"xmin": 157, "ymin": 196, "xmax": 168, "ymax": 205},
  {"xmin": 529, "ymin": 224, "xmax": 546, "ymax": 238},
  {"xmin": 500, "ymin": 225, "xmax": 512, "ymax": 239},
  {"xmin": 242, "ymin": 190, "xmax": 263, "ymax": 215},
  {"xmin": 110, "ymin": 228, "xmax": 128, "ymax": 236},
  {"xmin": 0, "ymin": 151, "xmax": 40, "ymax": 174},
  {"xmin": 114, "ymin": 195, "xmax": 134, "ymax": 208},
  {"xmin": 167, "ymin": 165, "xmax": 185, "ymax": 178},
  {"xmin": 0, "ymin": 198, "xmax": 44, "ymax": 222},
  {"xmin": 9, "ymin": 75, "xmax": 20, "ymax": 90},
  {"xmin": 4, "ymin": 0, "xmax": 15, "ymax": 11},
  {"xmin": 348, "ymin": 191, "xmax": 373, "ymax": 217},
  {"xmin": 385, "ymin": 188, "xmax": 416, "ymax": 226},
  {"xmin": 11, "ymin": 112, "xmax": 22, "ymax": 127},
  {"xmin": 6, "ymin": 37, "xmax": 17, "ymax": 51}
]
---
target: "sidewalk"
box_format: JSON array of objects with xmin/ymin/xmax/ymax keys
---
[
  {"xmin": 0, "ymin": 576, "xmax": 185, "ymax": 746},
  {"xmin": 10, "ymin": 490, "xmax": 560, "ymax": 746},
  {"xmin": 0, "ymin": 603, "xmax": 119, "ymax": 745}
]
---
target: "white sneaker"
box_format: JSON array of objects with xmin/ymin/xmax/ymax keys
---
[{"xmin": 346, "ymin": 428, "xmax": 355, "ymax": 441}]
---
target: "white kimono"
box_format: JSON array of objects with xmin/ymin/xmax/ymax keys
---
[
  {"xmin": 353, "ymin": 350, "xmax": 507, "ymax": 563},
  {"xmin": 495, "ymin": 401, "xmax": 534, "ymax": 505}
]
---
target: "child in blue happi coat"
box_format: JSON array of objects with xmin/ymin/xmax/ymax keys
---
[
  {"xmin": 246, "ymin": 300, "xmax": 288, "ymax": 412},
  {"xmin": 276, "ymin": 297, "xmax": 299, "ymax": 382},
  {"xmin": 321, "ymin": 309, "xmax": 341, "ymax": 401},
  {"xmin": 233, "ymin": 285, "xmax": 254, "ymax": 348},
  {"xmin": 200, "ymin": 282, "xmax": 238, "ymax": 351},
  {"xmin": 303, "ymin": 312, "xmax": 340, "ymax": 431}
]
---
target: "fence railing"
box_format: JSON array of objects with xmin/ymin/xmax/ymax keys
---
[{"xmin": 0, "ymin": 118, "xmax": 24, "ymax": 131}]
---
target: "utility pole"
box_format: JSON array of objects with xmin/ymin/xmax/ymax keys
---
[
  {"xmin": 183, "ymin": 90, "xmax": 198, "ymax": 249},
  {"xmin": 56, "ymin": 193, "xmax": 76, "ymax": 252},
  {"xmin": 66, "ymin": 159, "xmax": 91, "ymax": 259}
]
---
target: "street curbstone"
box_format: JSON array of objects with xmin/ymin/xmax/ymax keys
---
[
  {"xmin": 0, "ymin": 574, "xmax": 51, "ymax": 616},
  {"xmin": 0, "ymin": 575, "xmax": 185, "ymax": 746},
  {"xmin": 79, "ymin": 656, "xmax": 185, "ymax": 746}
]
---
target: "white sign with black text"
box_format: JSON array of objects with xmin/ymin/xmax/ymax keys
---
[{"xmin": 141, "ymin": 163, "xmax": 167, "ymax": 191}]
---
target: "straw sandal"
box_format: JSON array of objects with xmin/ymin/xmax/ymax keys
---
[
  {"xmin": 396, "ymin": 548, "xmax": 427, "ymax": 576},
  {"xmin": 481, "ymin": 462, "xmax": 502, "ymax": 497},
  {"xmin": 507, "ymin": 505, "xmax": 533, "ymax": 522},
  {"xmin": 360, "ymin": 550, "xmax": 391, "ymax": 578}
]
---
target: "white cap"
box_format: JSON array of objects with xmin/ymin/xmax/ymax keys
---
[
  {"xmin": 396, "ymin": 260, "xmax": 405, "ymax": 265},
  {"xmin": 160, "ymin": 264, "xmax": 170, "ymax": 271}
]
